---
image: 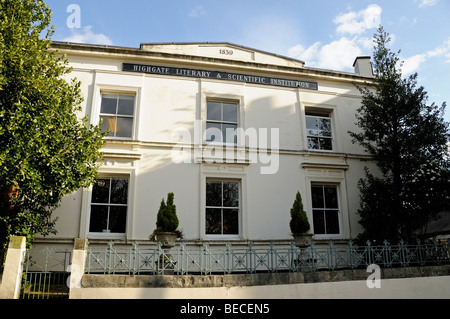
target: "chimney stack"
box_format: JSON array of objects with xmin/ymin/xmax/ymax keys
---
[{"xmin": 353, "ymin": 56, "xmax": 374, "ymax": 77}]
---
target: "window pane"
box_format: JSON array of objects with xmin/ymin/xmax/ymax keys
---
[
  {"xmin": 223, "ymin": 182, "xmax": 239, "ymax": 207},
  {"xmin": 319, "ymin": 130, "xmax": 332, "ymax": 138},
  {"xmin": 222, "ymin": 103, "xmax": 237, "ymax": 123},
  {"xmin": 311, "ymin": 186, "xmax": 324, "ymax": 209},
  {"xmin": 100, "ymin": 116, "xmax": 116, "ymax": 136},
  {"xmin": 317, "ymin": 118, "xmax": 331, "ymax": 132},
  {"xmin": 206, "ymin": 181, "xmax": 222, "ymax": 207},
  {"xmin": 101, "ymin": 95, "xmax": 117, "ymax": 114},
  {"xmin": 325, "ymin": 210, "xmax": 340, "ymax": 234},
  {"xmin": 205, "ymin": 208, "xmax": 222, "ymax": 234},
  {"xmin": 116, "ymin": 117, "xmax": 133, "ymax": 138},
  {"xmin": 320, "ymin": 138, "xmax": 333, "ymax": 150},
  {"xmin": 92, "ymin": 178, "xmax": 110, "ymax": 203},
  {"xmin": 305, "ymin": 116, "xmax": 317, "ymax": 130},
  {"xmin": 223, "ymin": 124, "xmax": 237, "ymax": 144},
  {"xmin": 110, "ymin": 178, "xmax": 128, "ymax": 204},
  {"xmin": 206, "ymin": 122, "xmax": 222, "ymax": 143},
  {"xmin": 207, "ymin": 102, "xmax": 222, "ymax": 121},
  {"xmin": 108, "ymin": 206, "xmax": 127, "ymax": 233},
  {"xmin": 313, "ymin": 210, "xmax": 325, "ymax": 234},
  {"xmin": 307, "ymin": 129, "xmax": 320, "ymax": 137},
  {"xmin": 324, "ymin": 186, "xmax": 338, "ymax": 209},
  {"xmin": 307, "ymin": 137, "xmax": 320, "ymax": 150},
  {"xmin": 118, "ymin": 95, "xmax": 134, "ymax": 116},
  {"xmin": 89, "ymin": 205, "xmax": 108, "ymax": 232},
  {"xmin": 223, "ymin": 209, "xmax": 239, "ymax": 234}
]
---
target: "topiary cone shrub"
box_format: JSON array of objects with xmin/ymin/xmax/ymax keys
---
[
  {"xmin": 156, "ymin": 192, "xmax": 179, "ymax": 232},
  {"xmin": 289, "ymin": 191, "xmax": 310, "ymax": 235},
  {"xmin": 151, "ymin": 192, "xmax": 183, "ymax": 243}
]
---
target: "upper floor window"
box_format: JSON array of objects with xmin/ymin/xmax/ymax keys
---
[
  {"xmin": 100, "ymin": 94, "xmax": 135, "ymax": 138},
  {"xmin": 305, "ymin": 112, "xmax": 333, "ymax": 151},
  {"xmin": 206, "ymin": 101, "xmax": 238, "ymax": 145}
]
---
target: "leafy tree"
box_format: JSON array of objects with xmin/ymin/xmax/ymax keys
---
[
  {"xmin": 289, "ymin": 191, "xmax": 310, "ymax": 235},
  {"xmin": 350, "ymin": 26, "xmax": 450, "ymax": 244},
  {"xmin": 0, "ymin": 0, "xmax": 106, "ymax": 248}
]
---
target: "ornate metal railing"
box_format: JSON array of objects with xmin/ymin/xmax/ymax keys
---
[
  {"xmin": 21, "ymin": 248, "xmax": 72, "ymax": 299},
  {"xmin": 84, "ymin": 239, "xmax": 450, "ymax": 275}
]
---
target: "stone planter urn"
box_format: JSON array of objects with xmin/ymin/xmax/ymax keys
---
[
  {"xmin": 153, "ymin": 231, "xmax": 178, "ymax": 249},
  {"xmin": 293, "ymin": 233, "xmax": 313, "ymax": 248},
  {"xmin": 293, "ymin": 233, "xmax": 313, "ymax": 271},
  {"xmin": 152, "ymin": 231, "xmax": 177, "ymax": 275}
]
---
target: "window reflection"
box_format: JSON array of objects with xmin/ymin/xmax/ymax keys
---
[
  {"xmin": 206, "ymin": 101, "xmax": 238, "ymax": 145},
  {"xmin": 305, "ymin": 114, "xmax": 333, "ymax": 151},
  {"xmin": 311, "ymin": 185, "xmax": 340, "ymax": 235},
  {"xmin": 90, "ymin": 177, "xmax": 128, "ymax": 234},
  {"xmin": 100, "ymin": 94, "xmax": 135, "ymax": 138},
  {"xmin": 205, "ymin": 180, "xmax": 240, "ymax": 235}
]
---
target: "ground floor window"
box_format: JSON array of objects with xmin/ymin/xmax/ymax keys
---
[
  {"xmin": 311, "ymin": 185, "xmax": 340, "ymax": 235},
  {"xmin": 205, "ymin": 179, "xmax": 240, "ymax": 236},
  {"xmin": 89, "ymin": 177, "xmax": 128, "ymax": 233}
]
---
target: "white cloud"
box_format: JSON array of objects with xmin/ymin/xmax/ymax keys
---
[
  {"xmin": 319, "ymin": 38, "xmax": 363, "ymax": 70},
  {"xmin": 402, "ymin": 38, "xmax": 450, "ymax": 74},
  {"xmin": 188, "ymin": 5, "xmax": 206, "ymax": 18},
  {"xmin": 288, "ymin": 5, "xmax": 379, "ymax": 71},
  {"xmin": 417, "ymin": 0, "xmax": 439, "ymax": 8},
  {"xmin": 402, "ymin": 54, "xmax": 427, "ymax": 74},
  {"xmin": 290, "ymin": 38, "xmax": 362, "ymax": 70},
  {"xmin": 63, "ymin": 26, "xmax": 113, "ymax": 46},
  {"xmin": 334, "ymin": 4, "xmax": 382, "ymax": 35},
  {"xmin": 288, "ymin": 42, "xmax": 321, "ymax": 63}
]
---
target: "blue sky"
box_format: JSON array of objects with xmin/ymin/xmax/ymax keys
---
[{"xmin": 45, "ymin": 0, "xmax": 450, "ymax": 122}]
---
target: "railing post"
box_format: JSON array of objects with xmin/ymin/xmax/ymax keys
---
[
  {"xmin": 248, "ymin": 242, "xmax": 254, "ymax": 273},
  {"xmin": 309, "ymin": 241, "xmax": 316, "ymax": 271},
  {"xmin": 131, "ymin": 242, "xmax": 138, "ymax": 275},
  {"xmin": 366, "ymin": 240, "xmax": 372, "ymax": 266},
  {"xmin": 348, "ymin": 240, "xmax": 355, "ymax": 269},
  {"xmin": 68, "ymin": 238, "xmax": 88, "ymax": 299},
  {"xmin": 416, "ymin": 239, "xmax": 424, "ymax": 266},
  {"xmin": 225, "ymin": 243, "xmax": 232, "ymax": 274},
  {"xmin": 328, "ymin": 241, "xmax": 335, "ymax": 270},
  {"xmin": 399, "ymin": 240, "xmax": 406, "ymax": 267},
  {"xmin": 202, "ymin": 243, "xmax": 209, "ymax": 275},
  {"xmin": 0, "ymin": 236, "xmax": 26, "ymax": 299},
  {"xmin": 383, "ymin": 240, "xmax": 390, "ymax": 267}
]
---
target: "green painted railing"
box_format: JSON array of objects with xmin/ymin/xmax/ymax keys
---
[{"xmin": 84, "ymin": 239, "xmax": 450, "ymax": 275}]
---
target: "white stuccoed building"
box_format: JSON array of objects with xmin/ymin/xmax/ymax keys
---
[{"xmin": 37, "ymin": 42, "xmax": 377, "ymax": 249}]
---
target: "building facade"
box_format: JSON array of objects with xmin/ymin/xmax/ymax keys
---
[{"xmin": 38, "ymin": 42, "xmax": 377, "ymax": 248}]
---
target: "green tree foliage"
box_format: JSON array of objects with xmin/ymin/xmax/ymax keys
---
[
  {"xmin": 156, "ymin": 193, "xmax": 179, "ymax": 232},
  {"xmin": 0, "ymin": 0, "xmax": 106, "ymax": 248},
  {"xmin": 289, "ymin": 191, "xmax": 310, "ymax": 235},
  {"xmin": 350, "ymin": 26, "xmax": 450, "ymax": 244}
]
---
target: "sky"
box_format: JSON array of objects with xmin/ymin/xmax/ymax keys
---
[{"xmin": 45, "ymin": 0, "xmax": 450, "ymax": 122}]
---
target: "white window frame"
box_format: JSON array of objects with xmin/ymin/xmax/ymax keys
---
[
  {"xmin": 205, "ymin": 99, "xmax": 240, "ymax": 146},
  {"xmin": 91, "ymin": 83, "xmax": 142, "ymax": 141},
  {"xmin": 80, "ymin": 167, "xmax": 136, "ymax": 240},
  {"xmin": 305, "ymin": 113, "xmax": 334, "ymax": 152},
  {"xmin": 204, "ymin": 179, "xmax": 241, "ymax": 238},
  {"xmin": 200, "ymin": 164, "xmax": 247, "ymax": 241},
  {"xmin": 99, "ymin": 93, "xmax": 136, "ymax": 139},
  {"xmin": 310, "ymin": 184, "xmax": 342, "ymax": 237}
]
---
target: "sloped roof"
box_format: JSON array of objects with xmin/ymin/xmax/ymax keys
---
[{"xmin": 139, "ymin": 42, "xmax": 305, "ymax": 68}]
